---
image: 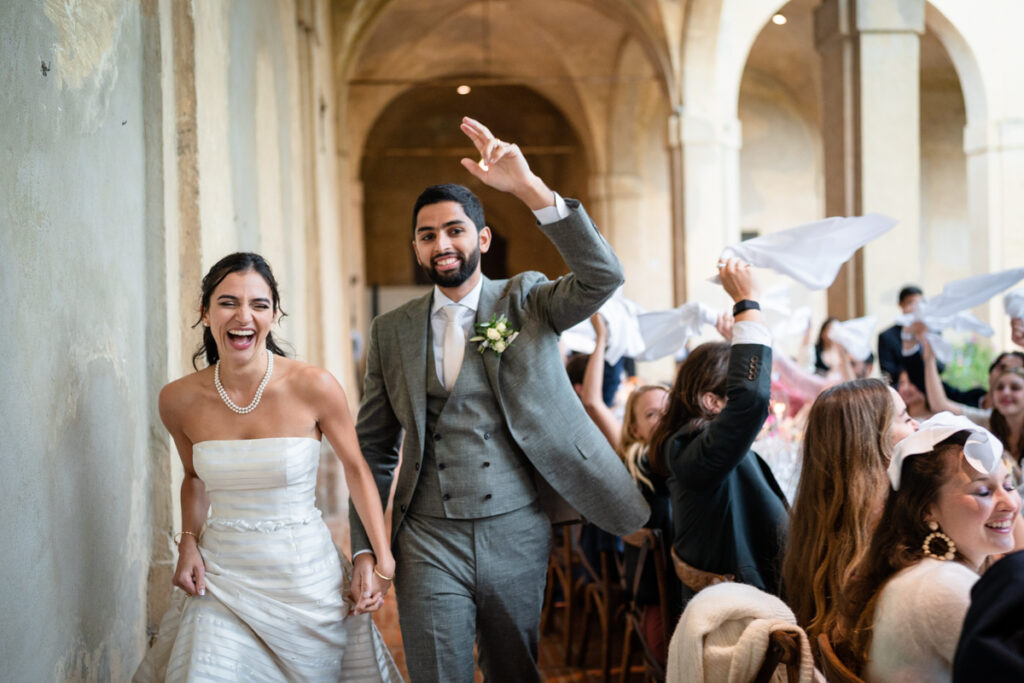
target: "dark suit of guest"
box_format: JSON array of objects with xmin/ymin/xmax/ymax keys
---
[
  {"xmin": 664, "ymin": 338, "xmax": 789, "ymax": 601},
  {"xmin": 953, "ymin": 550, "xmax": 1024, "ymax": 682}
]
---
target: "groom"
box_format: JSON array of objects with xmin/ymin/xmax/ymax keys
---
[{"xmin": 349, "ymin": 117, "xmax": 649, "ymax": 682}]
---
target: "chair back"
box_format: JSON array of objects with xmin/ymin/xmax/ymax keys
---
[
  {"xmin": 754, "ymin": 630, "xmax": 802, "ymax": 683},
  {"xmin": 666, "ymin": 583, "xmax": 819, "ymax": 683},
  {"xmin": 816, "ymin": 633, "xmax": 864, "ymax": 683}
]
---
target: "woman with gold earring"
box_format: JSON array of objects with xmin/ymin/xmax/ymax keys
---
[{"xmin": 835, "ymin": 414, "xmax": 1021, "ymax": 681}]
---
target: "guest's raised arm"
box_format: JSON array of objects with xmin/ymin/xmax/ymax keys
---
[{"xmin": 581, "ymin": 313, "xmax": 621, "ymax": 450}]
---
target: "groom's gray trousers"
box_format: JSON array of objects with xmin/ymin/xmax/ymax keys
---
[{"xmin": 393, "ymin": 502, "xmax": 552, "ymax": 683}]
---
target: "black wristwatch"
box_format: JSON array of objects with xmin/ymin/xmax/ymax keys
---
[{"xmin": 732, "ymin": 299, "xmax": 760, "ymax": 316}]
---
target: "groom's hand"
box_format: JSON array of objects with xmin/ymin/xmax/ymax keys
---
[{"xmin": 459, "ymin": 117, "xmax": 554, "ymax": 211}]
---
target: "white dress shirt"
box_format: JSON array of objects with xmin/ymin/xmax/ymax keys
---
[{"xmin": 428, "ymin": 193, "xmax": 571, "ymax": 384}]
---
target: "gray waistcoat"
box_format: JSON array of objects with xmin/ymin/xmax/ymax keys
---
[{"xmin": 407, "ymin": 332, "xmax": 537, "ymax": 518}]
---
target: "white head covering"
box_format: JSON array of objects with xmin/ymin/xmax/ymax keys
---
[{"xmin": 888, "ymin": 412, "xmax": 1004, "ymax": 490}]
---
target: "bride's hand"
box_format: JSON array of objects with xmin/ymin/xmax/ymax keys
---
[{"xmin": 173, "ymin": 536, "xmax": 206, "ymax": 597}]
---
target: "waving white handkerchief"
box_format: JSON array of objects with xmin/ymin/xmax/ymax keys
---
[
  {"xmin": 634, "ymin": 302, "xmax": 722, "ymax": 362},
  {"xmin": 771, "ymin": 306, "xmax": 812, "ymax": 342},
  {"xmin": 1006, "ymin": 289, "xmax": 1024, "ymax": 319},
  {"xmin": 709, "ymin": 213, "xmax": 896, "ymax": 290},
  {"xmin": 828, "ymin": 315, "xmax": 877, "ymax": 362},
  {"xmin": 895, "ymin": 269, "xmax": 1024, "ymax": 363},
  {"xmin": 899, "ymin": 268, "xmax": 1024, "ymax": 328},
  {"xmin": 888, "ymin": 412, "xmax": 1003, "ymax": 490},
  {"xmin": 560, "ymin": 289, "xmax": 645, "ymax": 364}
]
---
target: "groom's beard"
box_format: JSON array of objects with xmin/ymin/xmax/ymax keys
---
[{"xmin": 421, "ymin": 245, "xmax": 481, "ymax": 287}]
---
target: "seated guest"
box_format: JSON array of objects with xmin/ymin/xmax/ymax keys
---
[
  {"xmin": 919, "ymin": 335, "xmax": 1024, "ymax": 466},
  {"xmin": 839, "ymin": 415, "xmax": 1021, "ymax": 681},
  {"xmin": 579, "ymin": 313, "xmax": 678, "ymax": 664},
  {"xmin": 648, "ymin": 258, "xmax": 787, "ymax": 602},
  {"xmin": 898, "ymin": 369, "xmax": 932, "ymax": 420},
  {"xmin": 878, "ymin": 285, "xmax": 926, "ymax": 385},
  {"xmin": 916, "ymin": 324, "xmax": 1024, "ymax": 422},
  {"xmin": 879, "ymin": 285, "xmax": 986, "ymax": 406},
  {"xmin": 813, "ymin": 317, "xmax": 840, "ymax": 376},
  {"xmin": 781, "ymin": 378, "xmax": 918, "ymax": 648},
  {"xmin": 953, "ymin": 550, "xmax": 1024, "ymax": 682}
]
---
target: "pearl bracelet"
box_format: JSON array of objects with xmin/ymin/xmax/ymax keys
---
[{"xmin": 373, "ymin": 566, "xmax": 394, "ymax": 582}]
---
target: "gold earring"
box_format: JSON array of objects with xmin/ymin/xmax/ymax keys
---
[{"xmin": 922, "ymin": 521, "xmax": 956, "ymax": 561}]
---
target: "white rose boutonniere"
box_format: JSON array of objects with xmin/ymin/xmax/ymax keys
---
[{"xmin": 470, "ymin": 314, "xmax": 519, "ymax": 356}]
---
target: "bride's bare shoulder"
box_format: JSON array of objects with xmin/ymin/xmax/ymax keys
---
[{"xmin": 159, "ymin": 369, "xmax": 210, "ymax": 416}]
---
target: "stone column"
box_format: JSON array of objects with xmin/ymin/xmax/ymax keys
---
[
  {"xmin": 668, "ymin": 111, "xmax": 686, "ymax": 305},
  {"xmin": 815, "ymin": 0, "xmax": 925, "ymax": 318},
  {"xmin": 966, "ymin": 118, "xmax": 1024, "ymax": 342},
  {"xmin": 676, "ymin": 109, "xmax": 743, "ymax": 308}
]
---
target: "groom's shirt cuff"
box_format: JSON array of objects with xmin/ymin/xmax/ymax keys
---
[
  {"xmin": 352, "ymin": 549, "xmax": 373, "ymax": 559},
  {"xmin": 531, "ymin": 192, "xmax": 570, "ymax": 225}
]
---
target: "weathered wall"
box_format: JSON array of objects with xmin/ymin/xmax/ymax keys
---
[{"xmin": 0, "ymin": 0, "xmax": 157, "ymax": 679}]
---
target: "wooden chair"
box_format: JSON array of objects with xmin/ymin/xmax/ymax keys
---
[
  {"xmin": 816, "ymin": 633, "xmax": 865, "ymax": 683},
  {"xmin": 575, "ymin": 526, "xmax": 625, "ymax": 682},
  {"xmin": 753, "ymin": 630, "xmax": 803, "ymax": 683},
  {"xmin": 618, "ymin": 528, "xmax": 671, "ymax": 683},
  {"xmin": 541, "ymin": 522, "xmax": 583, "ymax": 665}
]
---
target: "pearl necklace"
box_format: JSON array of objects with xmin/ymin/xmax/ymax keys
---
[{"xmin": 214, "ymin": 349, "xmax": 274, "ymax": 414}]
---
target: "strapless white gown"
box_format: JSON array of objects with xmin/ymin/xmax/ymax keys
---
[{"xmin": 133, "ymin": 437, "xmax": 400, "ymax": 682}]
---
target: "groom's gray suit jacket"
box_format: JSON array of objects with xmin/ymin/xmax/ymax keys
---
[{"xmin": 350, "ymin": 199, "xmax": 650, "ymax": 553}]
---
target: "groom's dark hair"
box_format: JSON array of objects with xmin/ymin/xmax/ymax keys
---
[{"xmin": 412, "ymin": 184, "xmax": 486, "ymax": 234}]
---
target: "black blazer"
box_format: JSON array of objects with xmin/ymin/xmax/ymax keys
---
[
  {"xmin": 953, "ymin": 550, "xmax": 1024, "ymax": 682},
  {"xmin": 663, "ymin": 343, "xmax": 789, "ymax": 598}
]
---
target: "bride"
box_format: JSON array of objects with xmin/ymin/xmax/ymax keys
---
[{"xmin": 134, "ymin": 252, "xmax": 399, "ymax": 682}]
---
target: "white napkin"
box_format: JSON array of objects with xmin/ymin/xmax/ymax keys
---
[
  {"xmin": 1006, "ymin": 289, "xmax": 1024, "ymax": 319},
  {"xmin": 889, "ymin": 412, "xmax": 1003, "ymax": 490},
  {"xmin": 560, "ymin": 289, "xmax": 646, "ymax": 364},
  {"xmin": 634, "ymin": 302, "xmax": 722, "ymax": 362},
  {"xmin": 710, "ymin": 213, "xmax": 897, "ymax": 290},
  {"xmin": 828, "ymin": 315, "xmax": 877, "ymax": 362},
  {"xmin": 561, "ymin": 290, "xmax": 638, "ymax": 366},
  {"xmin": 896, "ymin": 268, "xmax": 1024, "ymax": 364},
  {"xmin": 771, "ymin": 306, "xmax": 812, "ymax": 342}
]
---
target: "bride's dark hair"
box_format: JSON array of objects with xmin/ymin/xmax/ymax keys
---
[{"xmin": 191, "ymin": 252, "xmax": 289, "ymax": 369}]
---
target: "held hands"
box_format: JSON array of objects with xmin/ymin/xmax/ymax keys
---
[
  {"xmin": 349, "ymin": 552, "xmax": 394, "ymax": 615},
  {"xmin": 459, "ymin": 117, "xmax": 553, "ymax": 210},
  {"xmin": 173, "ymin": 535, "xmax": 206, "ymax": 597}
]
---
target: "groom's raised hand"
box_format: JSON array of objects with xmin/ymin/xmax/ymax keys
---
[{"xmin": 459, "ymin": 116, "xmax": 554, "ymax": 211}]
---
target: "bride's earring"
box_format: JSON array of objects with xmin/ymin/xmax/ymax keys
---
[{"xmin": 922, "ymin": 521, "xmax": 956, "ymax": 561}]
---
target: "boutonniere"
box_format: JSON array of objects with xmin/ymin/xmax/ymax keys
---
[{"xmin": 469, "ymin": 314, "xmax": 520, "ymax": 355}]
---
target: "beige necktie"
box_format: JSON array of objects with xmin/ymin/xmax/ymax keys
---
[{"xmin": 441, "ymin": 304, "xmax": 465, "ymax": 390}]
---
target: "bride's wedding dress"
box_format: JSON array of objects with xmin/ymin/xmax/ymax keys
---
[{"xmin": 133, "ymin": 437, "xmax": 400, "ymax": 682}]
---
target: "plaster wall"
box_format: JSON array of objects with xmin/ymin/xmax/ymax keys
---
[
  {"xmin": 0, "ymin": 1, "xmax": 156, "ymax": 679},
  {"xmin": 738, "ymin": 70, "xmax": 826, "ymax": 355}
]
